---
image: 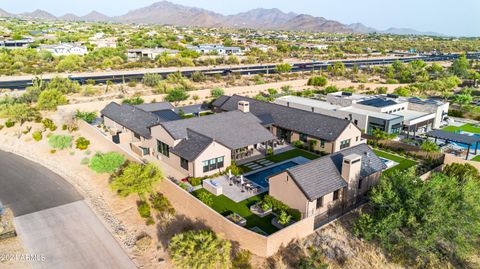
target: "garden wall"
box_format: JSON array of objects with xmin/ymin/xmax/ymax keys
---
[
  {"xmin": 160, "ymin": 179, "xmax": 316, "ymax": 257},
  {"xmin": 77, "ymin": 120, "xmax": 141, "ymax": 162},
  {"xmin": 444, "ymin": 154, "xmax": 480, "ymax": 171}
]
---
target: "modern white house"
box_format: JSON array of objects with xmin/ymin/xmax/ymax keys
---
[
  {"xmin": 186, "ymin": 44, "xmax": 243, "ymax": 55},
  {"xmin": 127, "ymin": 48, "xmax": 179, "ymax": 61},
  {"xmin": 275, "ymin": 92, "xmax": 449, "ymax": 137},
  {"xmin": 39, "ymin": 43, "xmax": 88, "ymax": 56}
]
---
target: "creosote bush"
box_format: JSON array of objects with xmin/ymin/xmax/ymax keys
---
[
  {"xmin": 48, "ymin": 134, "xmax": 72, "ymax": 149},
  {"xmin": 88, "ymin": 152, "xmax": 126, "ymax": 173}
]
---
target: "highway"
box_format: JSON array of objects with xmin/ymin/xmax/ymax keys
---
[{"xmin": 0, "ymin": 52, "xmax": 478, "ymax": 90}]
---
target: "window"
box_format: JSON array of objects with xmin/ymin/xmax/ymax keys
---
[
  {"xmin": 202, "ymin": 156, "xmax": 224, "ymax": 173},
  {"xmin": 354, "ymin": 119, "xmax": 358, "ymax": 126},
  {"xmin": 333, "ymin": 190, "xmax": 340, "ymax": 201},
  {"xmin": 134, "ymin": 133, "xmax": 140, "ymax": 140},
  {"xmin": 356, "ymin": 136, "xmax": 359, "ymax": 142},
  {"xmin": 340, "ymin": 139, "xmax": 351, "ymax": 149},
  {"xmin": 358, "ymin": 179, "xmax": 363, "ymax": 190},
  {"xmin": 299, "ymin": 133, "xmax": 308, "ymax": 143},
  {"xmin": 157, "ymin": 140, "xmax": 169, "ymax": 157},
  {"xmin": 320, "ymin": 139, "xmax": 325, "ymax": 148},
  {"xmin": 180, "ymin": 157, "xmax": 188, "ymax": 170},
  {"xmin": 316, "ymin": 196, "xmax": 324, "ymax": 208}
]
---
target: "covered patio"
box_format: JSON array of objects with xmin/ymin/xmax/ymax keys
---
[{"xmin": 425, "ymin": 129, "xmax": 480, "ymax": 160}]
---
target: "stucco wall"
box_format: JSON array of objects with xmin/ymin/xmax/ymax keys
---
[
  {"xmin": 193, "ymin": 141, "xmax": 231, "ymax": 178},
  {"xmin": 332, "ymin": 123, "xmax": 363, "ymax": 152},
  {"xmin": 269, "ymin": 172, "xmax": 310, "ymax": 217}
]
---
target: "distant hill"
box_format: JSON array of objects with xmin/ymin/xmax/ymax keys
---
[
  {"xmin": 0, "ymin": 8, "xmax": 11, "ymax": 17},
  {"xmin": 19, "ymin": 9, "xmax": 56, "ymax": 20},
  {"xmin": 81, "ymin": 11, "xmax": 110, "ymax": 22},
  {"xmin": 8, "ymin": 1, "xmax": 444, "ymax": 36}
]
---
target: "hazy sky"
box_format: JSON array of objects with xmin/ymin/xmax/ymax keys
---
[{"xmin": 1, "ymin": 0, "xmax": 479, "ymax": 36}]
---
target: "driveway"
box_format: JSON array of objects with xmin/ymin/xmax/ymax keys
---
[{"xmin": 0, "ymin": 150, "xmax": 136, "ymax": 269}]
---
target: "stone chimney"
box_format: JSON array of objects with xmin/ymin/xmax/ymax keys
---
[
  {"xmin": 341, "ymin": 153, "xmax": 362, "ymax": 184},
  {"xmin": 238, "ymin": 100, "xmax": 250, "ymax": 113}
]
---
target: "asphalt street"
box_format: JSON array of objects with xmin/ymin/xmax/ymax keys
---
[{"xmin": 0, "ymin": 150, "xmax": 136, "ymax": 269}]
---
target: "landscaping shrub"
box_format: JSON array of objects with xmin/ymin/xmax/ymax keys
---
[
  {"xmin": 277, "ymin": 210, "xmax": 293, "ymax": 226},
  {"xmin": 75, "ymin": 110, "xmax": 97, "ymax": 124},
  {"xmin": 5, "ymin": 119, "xmax": 15, "ymax": 128},
  {"xmin": 232, "ymin": 250, "xmax": 252, "ymax": 269},
  {"xmin": 110, "ymin": 163, "xmax": 163, "ymax": 198},
  {"xmin": 0, "ymin": 124, "xmax": 3, "ymax": 130},
  {"xmin": 137, "ymin": 201, "xmax": 152, "ymax": 219},
  {"xmin": 75, "ymin": 137, "xmax": 90, "ymax": 150},
  {"xmin": 122, "ymin": 96, "xmax": 144, "ymax": 105},
  {"xmin": 198, "ymin": 191, "xmax": 213, "ymax": 207},
  {"xmin": 48, "ymin": 134, "xmax": 73, "ymax": 149},
  {"xmin": 263, "ymin": 195, "xmax": 301, "ymax": 221},
  {"xmin": 150, "ymin": 193, "xmax": 175, "ymax": 216},
  {"xmin": 292, "ymin": 140, "xmax": 304, "ymax": 148},
  {"xmin": 32, "ymin": 131, "xmax": 42, "ymax": 141},
  {"xmin": 448, "ymin": 109, "xmax": 464, "ymax": 118},
  {"xmin": 50, "ymin": 149, "xmax": 56, "ymax": 154},
  {"xmin": 188, "ymin": 177, "xmax": 202, "ymax": 186},
  {"xmin": 88, "ymin": 152, "xmax": 125, "ymax": 173},
  {"xmin": 42, "ymin": 118, "xmax": 57, "ymax": 131}
]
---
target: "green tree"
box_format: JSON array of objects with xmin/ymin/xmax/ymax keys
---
[
  {"xmin": 420, "ymin": 140, "xmax": 440, "ymax": 156},
  {"xmin": 2, "ymin": 103, "xmax": 40, "ymax": 124},
  {"xmin": 333, "ymin": 62, "xmax": 345, "ymax": 76},
  {"xmin": 37, "ymin": 89, "xmax": 67, "ymax": 111},
  {"xmin": 89, "ymin": 152, "xmax": 126, "ymax": 174},
  {"xmin": 450, "ymin": 54, "xmax": 470, "ymax": 78},
  {"xmin": 393, "ymin": 86, "xmax": 412, "ymax": 97},
  {"xmin": 451, "ymin": 93, "xmax": 472, "ymax": 107},
  {"xmin": 442, "ymin": 163, "xmax": 479, "ymax": 181},
  {"xmin": 110, "ymin": 162, "xmax": 163, "ymax": 198},
  {"xmin": 48, "ymin": 135, "xmax": 73, "ymax": 150},
  {"xmin": 164, "ymin": 88, "xmax": 189, "ymax": 106},
  {"xmin": 168, "ymin": 230, "xmax": 231, "ymax": 269}
]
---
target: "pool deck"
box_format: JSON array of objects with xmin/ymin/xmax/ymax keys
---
[{"xmin": 207, "ymin": 157, "xmax": 311, "ymax": 203}]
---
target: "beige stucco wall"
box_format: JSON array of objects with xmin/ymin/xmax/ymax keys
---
[
  {"xmin": 193, "ymin": 141, "xmax": 231, "ymax": 178},
  {"xmin": 269, "ymin": 172, "xmax": 311, "ymax": 217},
  {"xmin": 332, "ymin": 123, "xmax": 362, "ymax": 152},
  {"xmin": 149, "ymin": 124, "xmax": 178, "ymax": 147}
]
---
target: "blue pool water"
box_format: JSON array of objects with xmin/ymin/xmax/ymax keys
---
[
  {"xmin": 451, "ymin": 131, "xmax": 480, "ymax": 150},
  {"xmin": 245, "ymin": 161, "xmax": 299, "ymax": 188}
]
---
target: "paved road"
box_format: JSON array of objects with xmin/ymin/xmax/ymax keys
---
[{"xmin": 0, "ymin": 150, "xmax": 136, "ymax": 269}]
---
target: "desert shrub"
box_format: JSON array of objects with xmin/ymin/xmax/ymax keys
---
[
  {"xmin": 448, "ymin": 109, "xmax": 464, "ymax": 118},
  {"xmin": 127, "ymin": 80, "xmax": 137, "ymax": 87},
  {"xmin": 32, "ymin": 131, "xmax": 43, "ymax": 141},
  {"xmin": 80, "ymin": 157, "xmax": 90, "ymax": 165},
  {"xmin": 137, "ymin": 201, "xmax": 152, "ymax": 218},
  {"xmin": 75, "ymin": 110, "xmax": 97, "ymax": 124},
  {"xmin": 307, "ymin": 76, "xmax": 328, "ymax": 87},
  {"xmin": 88, "ymin": 152, "xmax": 125, "ymax": 173},
  {"xmin": 50, "ymin": 149, "xmax": 56, "ymax": 154},
  {"xmin": 150, "ymin": 193, "xmax": 175, "ymax": 216},
  {"xmin": 188, "ymin": 177, "xmax": 202, "ymax": 186},
  {"xmin": 42, "ymin": 118, "xmax": 57, "ymax": 131},
  {"xmin": 75, "ymin": 137, "xmax": 90, "ymax": 150},
  {"xmin": 5, "ymin": 119, "xmax": 15, "ymax": 128},
  {"xmin": 48, "ymin": 134, "xmax": 73, "ymax": 149},
  {"xmin": 110, "ymin": 163, "xmax": 163, "ymax": 197},
  {"xmin": 198, "ymin": 191, "xmax": 213, "ymax": 207},
  {"xmin": 142, "ymin": 73, "xmax": 162, "ymax": 87},
  {"xmin": 62, "ymin": 124, "xmax": 67, "ymax": 130},
  {"xmin": 0, "ymin": 124, "xmax": 4, "ymax": 130},
  {"xmin": 122, "ymin": 96, "xmax": 144, "ymax": 105},
  {"xmin": 232, "ymin": 250, "xmax": 252, "ymax": 269},
  {"xmin": 210, "ymin": 87, "xmax": 225, "ymax": 98},
  {"xmin": 168, "ymin": 230, "xmax": 231, "ymax": 269}
]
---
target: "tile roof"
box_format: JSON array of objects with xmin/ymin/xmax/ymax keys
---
[
  {"xmin": 101, "ymin": 102, "xmax": 162, "ymax": 139},
  {"xmin": 214, "ymin": 95, "xmax": 351, "ymax": 141},
  {"xmin": 152, "ymin": 110, "xmax": 182, "ymax": 122},
  {"xmin": 174, "ymin": 103, "xmax": 211, "ymax": 115},
  {"xmin": 160, "ymin": 110, "xmax": 276, "ymax": 150},
  {"xmin": 170, "ymin": 129, "xmax": 213, "ymax": 161},
  {"xmin": 286, "ymin": 143, "xmax": 386, "ymax": 201},
  {"xmin": 134, "ymin": 102, "xmax": 175, "ymax": 112}
]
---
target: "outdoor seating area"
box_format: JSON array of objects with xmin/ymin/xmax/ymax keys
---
[{"xmin": 207, "ymin": 171, "xmax": 267, "ymax": 203}]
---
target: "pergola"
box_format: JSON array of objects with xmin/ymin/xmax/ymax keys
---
[{"xmin": 425, "ymin": 129, "xmax": 480, "ymax": 160}]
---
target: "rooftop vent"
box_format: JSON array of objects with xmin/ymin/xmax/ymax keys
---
[
  {"xmin": 387, "ymin": 94, "xmax": 399, "ymax": 99},
  {"xmin": 342, "ymin": 92, "xmax": 353, "ymax": 96}
]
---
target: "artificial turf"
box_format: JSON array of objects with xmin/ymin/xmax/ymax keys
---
[
  {"xmin": 442, "ymin": 124, "xmax": 480, "ymax": 134},
  {"xmin": 373, "ymin": 149, "xmax": 417, "ymax": 174},
  {"xmin": 192, "ymin": 189, "xmax": 279, "ymax": 235}
]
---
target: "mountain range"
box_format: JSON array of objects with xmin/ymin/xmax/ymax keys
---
[{"xmin": 0, "ymin": 1, "xmax": 443, "ymax": 36}]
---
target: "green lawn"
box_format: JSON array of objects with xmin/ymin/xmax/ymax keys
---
[
  {"xmin": 373, "ymin": 149, "xmax": 417, "ymax": 174},
  {"xmin": 192, "ymin": 189, "xmax": 278, "ymax": 235},
  {"xmin": 265, "ymin": 148, "xmax": 320, "ymax": 163},
  {"xmin": 472, "ymin": 155, "xmax": 480, "ymax": 162},
  {"xmin": 442, "ymin": 124, "xmax": 480, "ymax": 135}
]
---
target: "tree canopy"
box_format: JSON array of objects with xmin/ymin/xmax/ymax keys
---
[{"xmin": 110, "ymin": 162, "xmax": 163, "ymax": 198}]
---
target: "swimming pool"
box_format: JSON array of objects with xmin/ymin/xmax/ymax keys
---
[
  {"xmin": 245, "ymin": 161, "xmax": 299, "ymax": 188},
  {"xmin": 451, "ymin": 131, "xmax": 480, "ymax": 150}
]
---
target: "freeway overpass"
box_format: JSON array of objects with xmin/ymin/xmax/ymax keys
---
[{"xmin": 0, "ymin": 52, "xmax": 478, "ymax": 90}]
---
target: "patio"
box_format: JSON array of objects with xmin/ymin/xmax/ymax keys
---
[{"xmin": 205, "ymin": 174, "xmax": 267, "ymax": 203}]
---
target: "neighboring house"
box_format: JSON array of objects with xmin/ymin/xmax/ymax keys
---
[
  {"xmin": 127, "ymin": 48, "xmax": 179, "ymax": 61},
  {"xmin": 269, "ymin": 143, "xmax": 386, "ymax": 219},
  {"xmin": 0, "ymin": 38, "xmax": 35, "ymax": 49},
  {"xmin": 246, "ymin": 44, "xmax": 277, "ymax": 53},
  {"xmin": 213, "ymin": 95, "xmax": 364, "ymax": 154},
  {"xmin": 90, "ymin": 37, "xmax": 117, "ymax": 48},
  {"xmin": 39, "ymin": 43, "xmax": 88, "ymax": 56},
  {"xmin": 186, "ymin": 44, "xmax": 243, "ymax": 55},
  {"xmin": 275, "ymin": 92, "xmax": 449, "ymax": 136}
]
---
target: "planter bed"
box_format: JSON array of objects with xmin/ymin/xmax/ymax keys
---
[
  {"xmin": 249, "ymin": 202, "xmax": 272, "ymax": 218},
  {"xmin": 227, "ymin": 213, "xmax": 247, "ymax": 227},
  {"xmin": 271, "ymin": 216, "xmax": 295, "ymax": 230}
]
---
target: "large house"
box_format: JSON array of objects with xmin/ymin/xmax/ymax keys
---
[
  {"xmin": 275, "ymin": 92, "xmax": 449, "ymax": 136},
  {"xmin": 186, "ymin": 44, "xmax": 243, "ymax": 56},
  {"xmin": 101, "ymin": 95, "xmax": 365, "ymax": 178},
  {"xmin": 39, "ymin": 43, "xmax": 88, "ymax": 56},
  {"xmin": 213, "ymin": 95, "xmax": 364, "ymax": 154},
  {"xmin": 269, "ymin": 143, "xmax": 386, "ymax": 219}
]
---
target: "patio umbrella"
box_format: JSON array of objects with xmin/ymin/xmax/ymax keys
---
[
  {"xmin": 240, "ymin": 175, "xmax": 245, "ymax": 192},
  {"xmin": 228, "ymin": 170, "xmax": 233, "ymax": 186}
]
